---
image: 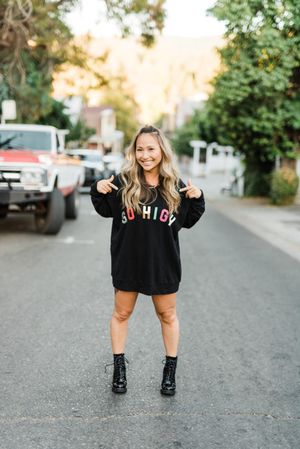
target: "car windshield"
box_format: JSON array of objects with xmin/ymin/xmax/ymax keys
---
[{"xmin": 0, "ymin": 130, "xmax": 52, "ymax": 151}]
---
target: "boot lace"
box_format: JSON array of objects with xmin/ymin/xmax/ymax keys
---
[
  {"xmin": 104, "ymin": 356, "xmax": 129, "ymax": 374},
  {"xmin": 161, "ymin": 358, "xmax": 177, "ymax": 382}
]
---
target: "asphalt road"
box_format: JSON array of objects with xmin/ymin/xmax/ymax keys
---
[{"xmin": 0, "ymin": 194, "xmax": 299, "ymax": 449}]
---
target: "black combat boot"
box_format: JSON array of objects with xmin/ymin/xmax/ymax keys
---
[
  {"xmin": 160, "ymin": 355, "xmax": 177, "ymax": 396},
  {"xmin": 105, "ymin": 353, "xmax": 129, "ymax": 394}
]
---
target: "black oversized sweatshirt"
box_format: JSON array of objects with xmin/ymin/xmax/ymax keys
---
[{"xmin": 90, "ymin": 174, "xmax": 205, "ymax": 295}]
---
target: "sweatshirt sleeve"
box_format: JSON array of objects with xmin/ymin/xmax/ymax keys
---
[
  {"xmin": 89, "ymin": 178, "xmax": 113, "ymax": 218},
  {"xmin": 182, "ymin": 191, "xmax": 205, "ymax": 228},
  {"xmin": 177, "ymin": 179, "xmax": 205, "ymax": 229}
]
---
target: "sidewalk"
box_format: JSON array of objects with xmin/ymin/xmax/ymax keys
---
[{"xmin": 184, "ymin": 171, "xmax": 300, "ymax": 263}]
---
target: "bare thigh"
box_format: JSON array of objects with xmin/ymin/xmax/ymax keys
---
[
  {"xmin": 151, "ymin": 293, "xmax": 177, "ymax": 319},
  {"xmin": 113, "ymin": 288, "xmax": 139, "ymax": 316}
]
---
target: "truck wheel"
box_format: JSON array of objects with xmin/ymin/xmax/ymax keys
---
[
  {"xmin": 65, "ymin": 187, "xmax": 80, "ymax": 219},
  {"xmin": 0, "ymin": 206, "xmax": 8, "ymax": 219},
  {"xmin": 35, "ymin": 188, "xmax": 65, "ymax": 235}
]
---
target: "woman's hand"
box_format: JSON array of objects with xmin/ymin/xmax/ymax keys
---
[
  {"xmin": 179, "ymin": 179, "xmax": 202, "ymax": 199},
  {"xmin": 96, "ymin": 175, "xmax": 119, "ymax": 194}
]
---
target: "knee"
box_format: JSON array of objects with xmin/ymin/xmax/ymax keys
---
[
  {"xmin": 113, "ymin": 308, "xmax": 132, "ymax": 322},
  {"xmin": 157, "ymin": 310, "xmax": 177, "ymax": 325}
]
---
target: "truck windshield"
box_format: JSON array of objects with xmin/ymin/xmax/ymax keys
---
[{"xmin": 0, "ymin": 130, "xmax": 52, "ymax": 151}]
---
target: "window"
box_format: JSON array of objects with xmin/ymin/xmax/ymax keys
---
[{"xmin": 0, "ymin": 130, "xmax": 52, "ymax": 151}]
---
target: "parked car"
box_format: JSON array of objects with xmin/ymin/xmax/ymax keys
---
[
  {"xmin": 0, "ymin": 124, "xmax": 84, "ymax": 234},
  {"xmin": 66, "ymin": 149, "xmax": 109, "ymax": 187},
  {"xmin": 67, "ymin": 149, "xmax": 125, "ymax": 187}
]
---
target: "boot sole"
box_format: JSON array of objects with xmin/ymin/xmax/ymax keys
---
[
  {"xmin": 160, "ymin": 388, "xmax": 176, "ymax": 396},
  {"xmin": 112, "ymin": 387, "xmax": 127, "ymax": 394}
]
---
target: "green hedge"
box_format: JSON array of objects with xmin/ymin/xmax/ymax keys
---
[{"xmin": 270, "ymin": 167, "xmax": 299, "ymax": 205}]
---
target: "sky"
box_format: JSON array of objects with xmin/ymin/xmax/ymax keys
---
[{"xmin": 66, "ymin": 0, "xmax": 226, "ymax": 38}]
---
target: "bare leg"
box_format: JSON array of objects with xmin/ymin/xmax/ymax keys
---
[
  {"xmin": 110, "ymin": 289, "xmax": 138, "ymax": 354},
  {"xmin": 152, "ymin": 293, "xmax": 179, "ymax": 357}
]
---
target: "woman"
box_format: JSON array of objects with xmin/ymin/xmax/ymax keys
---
[{"xmin": 90, "ymin": 125, "xmax": 205, "ymax": 396}]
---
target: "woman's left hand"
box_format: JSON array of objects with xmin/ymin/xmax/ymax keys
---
[{"xmin": 179, "ymin": 179, "xmax": 202, "ymax": 199}]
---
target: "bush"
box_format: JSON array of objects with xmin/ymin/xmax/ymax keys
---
[
  {"xmin": 244, "ymin": 170, "xmax": 271, "ymax": 197},
  {"xmin": 270, "ymin": 167, "xmax": 299, "ymax": 205}
]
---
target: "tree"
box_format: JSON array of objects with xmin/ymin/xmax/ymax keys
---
[
  {"xmin": 0, "ymin": 0, "xmax": 78, "ymax": 121},
  {"xmin": 66, "ymin": 119, "xmax": 95, "ymax": 145},
  {"xmin": 172, "ymin": 119, "xmax": 198, "ymax": 158},
  {"xmin": 38, "ymin": 98, "xmax": 73, "ymax": 130},
  {"xmin": 0, "ymin": 0, "xmax": 166, "ymax": 124},
  {"xmin": 172, "ymin": 108, "xmax": 218, "ymax": 158},
  {"xmin": 32, "ymin": 97, "xmax": 95, "ymax": 145},
  {"xmin": 101, "ymin": 76, "xmax": 140, "ymax": 146},
  {"xmin": 207, "ymin": 0, "xmax": 300, "ymax": 195},
  {"xmin": 104, "ymin": 0, "xmax": 167, "ymax": 47}
]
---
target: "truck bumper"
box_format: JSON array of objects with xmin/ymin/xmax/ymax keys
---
[{"xmin": 0, "ymin": 189, "xmax": 49, "ymax": 205}]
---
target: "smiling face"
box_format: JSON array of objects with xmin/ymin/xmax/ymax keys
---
[{"xmin": 135, "ymin": 133, "xmax": 163, "ymax": 175}]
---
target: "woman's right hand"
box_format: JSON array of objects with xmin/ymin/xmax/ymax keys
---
[{"xmin": 96, "ymin": 175, "xmax": 119, "ymax": 194}]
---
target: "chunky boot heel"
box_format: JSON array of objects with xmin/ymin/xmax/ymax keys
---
[
  {"xmin": 160, "ymin": 355, "xmax": 177, "ymax": 396},
  {"xmin": 104, "ymin": 353, "xmax": 129, "ymax": 394}
]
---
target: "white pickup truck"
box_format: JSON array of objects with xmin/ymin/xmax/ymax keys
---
[{"xmin": 0, "ymin": 124, "xmax": 85, "ymax": 234}]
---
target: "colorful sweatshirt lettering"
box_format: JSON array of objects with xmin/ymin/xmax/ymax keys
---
[{"xmin": 121, "ymin": 205, "xmax": 176, "ymax": 226}]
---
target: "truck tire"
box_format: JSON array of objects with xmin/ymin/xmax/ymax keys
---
[
  {"xmin": 65, "ymin": 187, "xmax": 80, "ymax": 219},
  {"xmin": 0, "ymin": 206, "xmax": 8, "ymax": 219},
  {"xmin": 35, "ymin": 188, "xmax": 65, "ymax": 235}
]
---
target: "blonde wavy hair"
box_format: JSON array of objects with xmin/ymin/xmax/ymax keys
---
[{"xmin": 119, "ymin": 125, "xmax": 181, "ymax": 215}]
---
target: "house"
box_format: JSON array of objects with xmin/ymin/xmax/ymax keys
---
[
  {"xmin": 60, "ymin": 96, "xmax": 124, "ymax": 153},
  {"xmin": 161, "ymin": 92, "xmax": 208, "ymax": 135}
]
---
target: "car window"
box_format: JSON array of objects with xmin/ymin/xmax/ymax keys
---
[{"xmin": 85, "ymin": 154, "xmax": 101, "ymax": 162}]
